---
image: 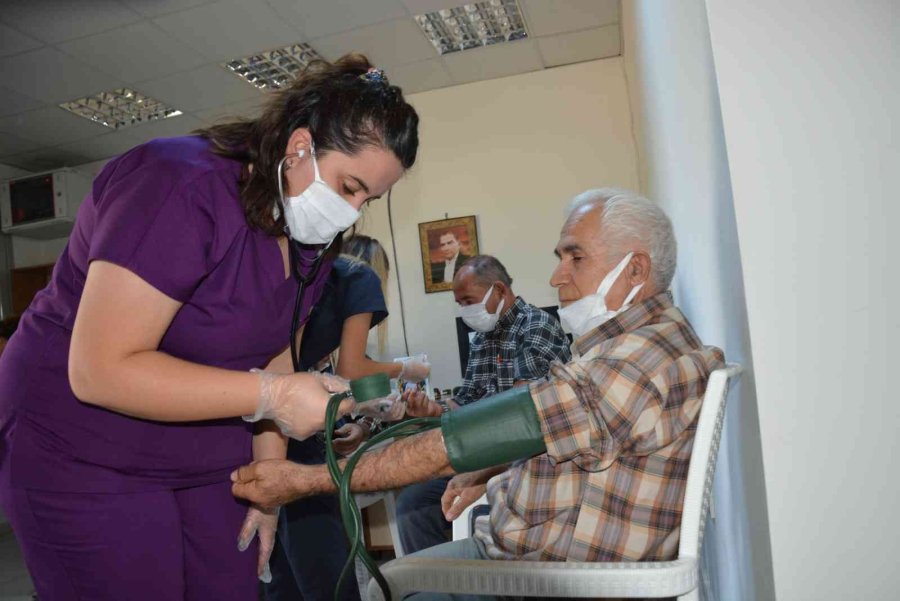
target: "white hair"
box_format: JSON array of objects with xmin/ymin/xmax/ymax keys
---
[{"xmin": 565, "ymin": 188, "xmax": 677, "ymax": 291}]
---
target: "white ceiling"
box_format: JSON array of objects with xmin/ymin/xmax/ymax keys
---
[{"xmin": 0, "ymin": 0, "xmax": 620, "ymax": 172}]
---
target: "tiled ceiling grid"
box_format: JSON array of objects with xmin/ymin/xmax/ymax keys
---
[{"xmin": 0, "ymin": 0, "xmax": 620, "ymax": 172}]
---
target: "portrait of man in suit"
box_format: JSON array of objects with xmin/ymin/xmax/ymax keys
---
[
  {"xmin": 419, "ymin": 216, "xmax": 479, "ymax": 293},
  {"xmin": 430, "ymin": 230, "xmax": 472, "ymax": 284}
]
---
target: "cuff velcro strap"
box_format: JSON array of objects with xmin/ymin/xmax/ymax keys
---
[{"xmin": 441, "ymin": 386, "xmax": 546, "ymax": 473}]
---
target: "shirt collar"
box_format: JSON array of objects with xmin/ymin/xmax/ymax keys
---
[
  {"xmin": 572, "ymin": 291, "xmax": 674, "ymax": 356},
  {"xmin": 497, "ymin": 296, "xmax": 525, "ymax": 328},
  {"xmin": 481, "ymin": 296, "xmax": 524, "ymax": 338}
]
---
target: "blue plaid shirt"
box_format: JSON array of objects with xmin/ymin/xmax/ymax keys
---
[{"xmin": 455, "ymin": 297, "xmax": 571, "ymax": 405}]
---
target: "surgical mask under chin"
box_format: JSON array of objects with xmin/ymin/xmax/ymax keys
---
[
  {"xmin": 557, "ymin": 252, "xmax": 644, "ymax": 338},
  {"xmin": 278, "ymin": 144, "xmax": 360, "ymax": 245},
  {"xmin": 459, "ymin": 285, "xmax": 506, "ymax": 332}
]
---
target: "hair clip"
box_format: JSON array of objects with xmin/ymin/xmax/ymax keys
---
[{"xmin": 361, "ymin": 67, "xmax": 387, "ymax": 85}]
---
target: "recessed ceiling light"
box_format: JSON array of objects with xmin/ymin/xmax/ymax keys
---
[
  {"xmin": 59, "ymin": 88, "xmax": 183, "ymax": 130},
  {"xmin": 223, "ymin": 43, "xmax": 323, "ymax": 90},
  {"xmin": 415, "ymin": 0, "xmax": 528, "ymax": 55}
]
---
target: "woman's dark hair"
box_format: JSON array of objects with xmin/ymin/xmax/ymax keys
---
[{"xmin": 196, "ymin": 53, "xmax": 420, "ymax": 236}]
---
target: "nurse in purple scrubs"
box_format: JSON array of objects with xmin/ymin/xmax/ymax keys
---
[{"xmin": 0, "ymin": 53, "xmax": 419, "ymax": 600}]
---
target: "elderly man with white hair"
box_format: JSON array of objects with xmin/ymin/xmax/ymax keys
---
[{"xmin": 232, "ymin": 189, "xmax": 725, "ymax": 599}]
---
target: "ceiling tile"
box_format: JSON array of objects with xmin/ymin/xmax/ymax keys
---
[
  {"xmin": 121, "ymin": 0, "xmax": 213, "ymax": 17},
  {"xmin": 153, "ymin": 0, "xmax": 300, "ymax": 62},
  {"xmin": 0, "ymin": 131, "xmax": 44, "ymax": 156},
  {"xmin": 313, "ymin": 19, "xmax": 436, "ymax": 68},
  {"xmin": 0, "ymin": 47, "xmax": 124, "ymax": 104},
  {"xmin": 537, "ymin": 24, "xmax": 620, "ymax": 68},
  {"xmin": 194, "ymin": 96, "xmax": 267, "ymax": 124},
  {"xmin": 269, "ymin": 0, "xmax": 409, "ymax": 39},
  {"xmin": 137, "ymin": 65, "xmax": 260, "ymax": 112},
  {"xmin": 0, "ymin": 106, "xmax": 110, "ymax": 147},
  {"xmin": 52, "ymin": 130, "xmax": 143, "ymax": 163},
  {"xmin": 521, "ymin": 0, "xmax": 619, "ymax": 37},
  {"xmin": 0, "ymin": 86, "xmax": 44, "ymax": 117},
  {"xmin": 388, "ymin": 58, "xmax": 453, "ymax": 95},
  {"xmin": 58, "ymin": 21, "xmax": 209, "ymax": 84},
  {"xmin": 0, "ymin": 22, "xmax": 43, "ymax": 57},
  {"xmin": 123, "ymin": 113, "xmax": 205, "ymax": 144},
  {"xmin": 1, "ymin": 147, "xmax": 94, "ymax": 172},
  {"xmin": 400, "ymin": 0, "xmax": 454, "ymax": 15},
  {"xmin": 443, "ymin": 39, "xmax": 543, "ymax": 86},
  {"xmin": 0, "ymin": 0, "xmax": 143, "ymax": 44}
]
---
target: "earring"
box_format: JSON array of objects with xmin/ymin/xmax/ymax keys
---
[{"xmin": 297, "ymin": 149, "xmax": 306, "ymax": 158}]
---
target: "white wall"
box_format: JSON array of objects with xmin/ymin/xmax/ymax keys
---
[
  {"xmin": 704, "ymin": 1, "xmax": 898, "ymax": 599},
  {"xmin": 621, "ymin": 2, "xmax": 774, "ymax": 599},
  {"xmin": 358, "ymin": 58, "xmax": 640, "ymax": 388}
]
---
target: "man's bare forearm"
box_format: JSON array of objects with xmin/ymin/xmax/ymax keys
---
[{"xmin": 299, "ymin": 429, "xmax": 454, "ymax": 495}]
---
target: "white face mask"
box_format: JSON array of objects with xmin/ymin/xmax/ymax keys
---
[
  {"xmin": 278, "ymin": 143, "xmax": 360, "ymax": 245},
  {"xmin": 557, "ymin": 252, "xmax": 644, "ymax": 338},
  {"xmin": 459, "ymin": 284, "xmax": 506, "ymax": 333}
]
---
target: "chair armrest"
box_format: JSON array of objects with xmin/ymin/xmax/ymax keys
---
[
  {"xmin": 451, "ymin": 494, "xmax": 487, "ymax": 541},
  {"xmin": 367, "ymin": 556, "xmax": 699, "ymax": 600}
]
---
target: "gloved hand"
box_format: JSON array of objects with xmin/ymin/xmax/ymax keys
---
[
  {"xmin": 243, "ymin": 370, "xmax": 354, "ymax": 440},
  {"xmin": 237, "ymin": 504, "xmax": 279, "ymax": 583},
  {"xmin": 351, "ymin": 391, "xmax": 406, "ymax": 422},
  {"xmin": 313, "ymin": 372, "xmax": 350, "ymax": 394},
  {"xmin": 399, "ymin": 355, "xmax": 431, "ymax": 382}
]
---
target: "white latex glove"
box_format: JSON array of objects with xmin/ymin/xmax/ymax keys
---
[
  {"xmin": 351, "ymin": 391, "xmax": 406, "ymax": 422},
  {"xmin": 243, "ymin": 370, "xmax": 353, "ymax": 440},
  {"xmin": 237, "ymin": 504, "xmax": 279, "ymax": 583},
  {"xmin": 313, "ymin": 372, "xmax": 350, "ymax": 394},
  {"xmin": 399, "ymin": 357, "xmax": 431, "ymax": 382}
]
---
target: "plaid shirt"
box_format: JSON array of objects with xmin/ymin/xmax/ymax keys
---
[
  {"xmin": 475, "ymin": 292, "xmax": 725, "ymax": 562},
  {"xmin": 455, "ymin": 297, "xmax": 571, "ymax": 405}
]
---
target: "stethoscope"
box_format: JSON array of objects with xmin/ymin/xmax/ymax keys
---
[{"xmin": 276, "ymin": 152, "xmax": 334, "ymax": 373}]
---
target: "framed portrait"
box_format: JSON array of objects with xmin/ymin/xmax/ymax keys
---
[{"xmin": 418, "ymin": 215, "xmax": 479, "ymax": 293}]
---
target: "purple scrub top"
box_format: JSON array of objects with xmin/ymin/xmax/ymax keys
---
[{"xmin": 0, "ymin": 136, "xmax": 334, "ymax": 493}]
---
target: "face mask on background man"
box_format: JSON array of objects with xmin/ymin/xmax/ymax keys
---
[{"xmin": 459, "ymin": 284, "xmax": 505, "ymax": 333}]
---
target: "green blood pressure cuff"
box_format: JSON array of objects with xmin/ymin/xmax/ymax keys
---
[{"xmin": 441, "ymin": 386, "xmax": 546, "ymax": 473}]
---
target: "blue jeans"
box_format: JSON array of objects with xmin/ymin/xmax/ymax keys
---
[
  {"xmin": 263, "ymin": 436, "xmax": 360, "ymax": 601},
  {"xmin": 396, "ymin": 477, "xmax": 453, "ymax": 554}
]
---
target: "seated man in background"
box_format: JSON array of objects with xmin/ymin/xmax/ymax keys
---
[
  {"xmin": 397, "ymin": 254, "xmax": 571, "ymax": 553},
  {"xmin": 233, "ymin": 189, "xmax": 725, "ymax": 600}
]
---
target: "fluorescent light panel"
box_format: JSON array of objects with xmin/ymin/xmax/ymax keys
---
[
  {"xmin": 59, "ymin": 88, "xmax": 182, "ymax": 130},
  {"xmin": 223, "ymin": 43, "xmax": 323, "ymax": 90},
  {"xmin": 415, "ymin": 0, "xmax": 528, "ymax": 55}
]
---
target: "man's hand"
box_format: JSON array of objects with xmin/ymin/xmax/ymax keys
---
[
  {"xmin": 232, "ymin": 460, "xmax": 314, "ymax": 507},
  {"xmin": 332, "ymin": 422, "xmax": 367, "ymax": 456},
  {"xmin": 403, "ymin": 389, "xmax": 442, "ymax": 418},
  {"xmin": 441, "ymin": 471, "xmax": 489, "ymax": 520}
]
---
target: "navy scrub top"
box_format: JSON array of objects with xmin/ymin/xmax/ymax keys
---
[{"xmin": 298, "ymin": 257, "xmax": 388, "ymax": 370}]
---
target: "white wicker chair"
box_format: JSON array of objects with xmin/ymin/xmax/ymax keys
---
[{"xmin": 368, "ymin": 363, "xmax": 741, "ymax": 600}]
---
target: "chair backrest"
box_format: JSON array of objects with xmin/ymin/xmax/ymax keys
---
[{"xmin": 677, "ymin": 363, "xmax": 742, "ymax": 559}]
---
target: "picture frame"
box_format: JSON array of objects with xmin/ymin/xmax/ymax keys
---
[{"xmin": 418, "ymin": 215, "xmax": 479, "ymax": 293}]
